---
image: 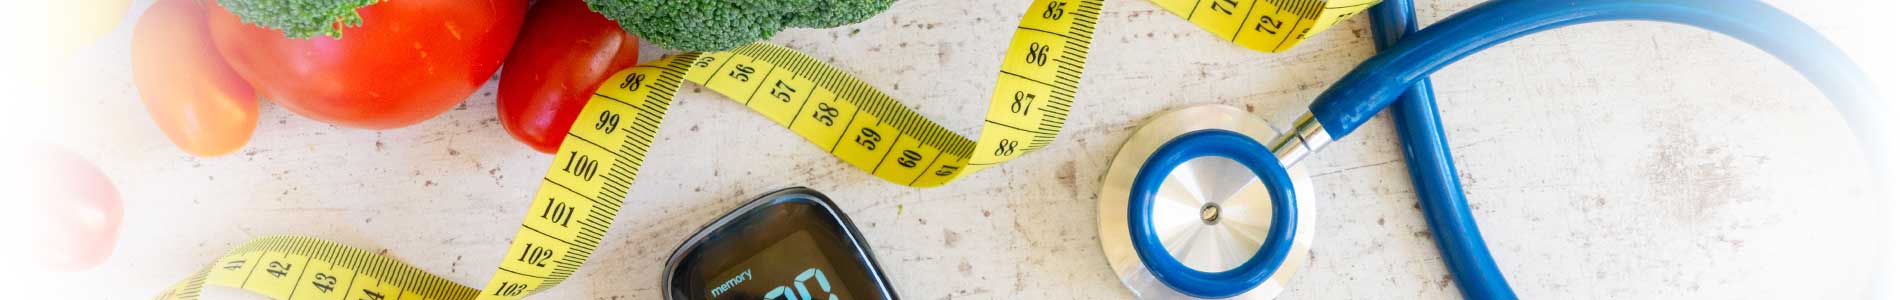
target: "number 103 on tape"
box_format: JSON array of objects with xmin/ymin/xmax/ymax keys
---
[{"xmin": 153, "ymin": 0, "xmax": 1380, "ymax": 298}]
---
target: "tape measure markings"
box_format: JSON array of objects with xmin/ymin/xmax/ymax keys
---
[
  {"xmin": 172, "ymin": 236, "xmax": 483, "ymax": 300},
  {"xmin": 475, "ymin": 55, "xmax": 701, "ymax": 299},
  {"xmin": 690, "ymin": 44, "xmax": 989, "ymax": 182},
  {"xmin": 157, "ymin": 268, "xmax": 208, "ymax": 300},
  {"xmin": 1154, "ymin": 0, "xmax": 1379, "ymax": 52},
  {"xmin": 156, "ymin": 0, "xmax": 1371, "ymax": 298}
]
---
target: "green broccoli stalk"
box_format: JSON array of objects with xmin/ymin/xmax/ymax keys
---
[
  {"xmin": 214, "ymin": 0, "xmax": 382, "ymax": 39},
  {"xmin": 584, "ymin": 0, "xmax": 896, "ymax": 52}
]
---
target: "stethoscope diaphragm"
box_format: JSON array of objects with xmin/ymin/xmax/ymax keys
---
[{"xmin": 1098, "ymin": 105, "xmax": 1316, "ymax": 299}]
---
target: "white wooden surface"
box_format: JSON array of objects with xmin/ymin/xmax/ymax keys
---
[{"xmin": 40, "ymin": 0, "xmax": 1895, "ymax": 299}]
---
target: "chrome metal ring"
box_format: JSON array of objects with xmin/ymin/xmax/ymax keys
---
[{"xmin": 1098, "ymin": 105, "xmax": 1316, "ymax": 299}]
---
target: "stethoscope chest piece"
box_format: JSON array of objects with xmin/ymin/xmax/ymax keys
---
[{"xmin": 1098, "ymin": 105, "xmax": 1316, "ymax": 299}]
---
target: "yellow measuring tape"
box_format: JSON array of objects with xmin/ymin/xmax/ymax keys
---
[
  {"xmin": 1155, "ymin": 0, "xmax": 1381, "ymax": 52},
  {"xmin": 156, "ymin": 0, "xmax": 1374, "ymax": 299}
]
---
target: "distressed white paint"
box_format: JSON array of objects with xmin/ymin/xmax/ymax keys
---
[{"xmin": 39, "ymin": 0, "xmax": 1890, "ymax": 299}]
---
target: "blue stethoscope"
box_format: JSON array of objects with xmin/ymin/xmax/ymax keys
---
[{"xmin": 1098, "ymin": 0, "xmax": 1892, "ymax": 299}]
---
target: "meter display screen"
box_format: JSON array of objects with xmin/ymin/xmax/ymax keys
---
[
  {"xmin": 706, "ymin": 231, "xmax": 854, "ymax": 300},
  {"xmin": 665, "ymin": 188, "xmax": 894, "ymax": 300}
]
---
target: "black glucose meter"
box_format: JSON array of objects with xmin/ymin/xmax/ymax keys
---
[{"xmin": 664, "ymin": 187, "xmax": 897, "ymax": 300}]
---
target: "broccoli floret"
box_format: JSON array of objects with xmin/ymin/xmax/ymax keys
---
[
  {"xmin": 585, "ymin": 0, "xmax": 896, "ymax": 52},
  {"xmin": 215, "ymin": 0, "xmax": 381, "ymax": 39}
]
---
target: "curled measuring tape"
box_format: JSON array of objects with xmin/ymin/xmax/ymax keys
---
[
  {"xmin": 156, "ymin": 0, "xmax": 1376, "ymax": 299},
  {"xmin": 1152, "ymin": 0, "xmax": 1381, "ymax": 52}
]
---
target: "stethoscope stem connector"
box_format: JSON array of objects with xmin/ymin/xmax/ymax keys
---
[{"xmin": 1267, "ymin": 113, "xmax": 1334, "ymax": 167}]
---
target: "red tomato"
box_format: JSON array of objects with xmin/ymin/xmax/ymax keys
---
[
  {"xmin": 206, "ymin": 0, "xmax": 529, "ymax": 129},
  {"xmin": 498, "ymin": 0, "xmax": 641, "ymax": 153},
  {"xmin": 29, "ymin": 147, "xmax": 123, "ymax": 271},
  {"xmin": 132, "ymin": 0, "xmax": 257, "ymax": 157}
]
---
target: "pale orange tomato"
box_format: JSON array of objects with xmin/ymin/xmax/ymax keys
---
[{"xmin": 132, "ymin": 0, "xmax": 259, "ymax": 156}]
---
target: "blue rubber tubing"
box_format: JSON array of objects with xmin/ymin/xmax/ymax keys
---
[
  {"xmin": 1127, "ymin": 129, "xmax": 1298, "ymax": 298},
  {"xmin": 1367, "ymin": 1, "xmax": 1517, "ymax": 299},
  {"xmin": 1310, "ymin": 0, "xmax": 1888, "ymax": 153},
  {"xmin": 1321, "ymin": 0, "xmax": 1890, "ymax": 297}
]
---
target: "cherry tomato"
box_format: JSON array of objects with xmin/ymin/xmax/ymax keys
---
[
  {"xmin": 132, "ymin": 0, "xmax": 257, "ymax": 157},
  {"xmin": 28, "ymin": 147, "xmax": 123, "ymax": 271},
  {"xmin": 498, "ymin": 0, "xmax": 641, "ymax": 153},
  {"xmin": 206, "ymin": 0, "xmax": 529, "ymax": 129}
]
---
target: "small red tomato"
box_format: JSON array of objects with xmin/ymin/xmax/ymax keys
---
[
  {"xmin": 498, "ymin": 0, "xmax": 642, "ymax": 153},
  {"xmin": 29, "ymin": 147, "xmax": 123, "ymax": 271},
  {"xmin": 206, "ymin": 0, "xmax": 530, "ymax": 129},
  {"xmin": 133, "ymin": 0, "xmax": 258, "ymax": 157}
]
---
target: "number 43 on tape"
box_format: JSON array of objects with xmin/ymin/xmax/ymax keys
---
[{"xmin": 154, "ymin": 0, "xmax": 1377, "ymax": 299}]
